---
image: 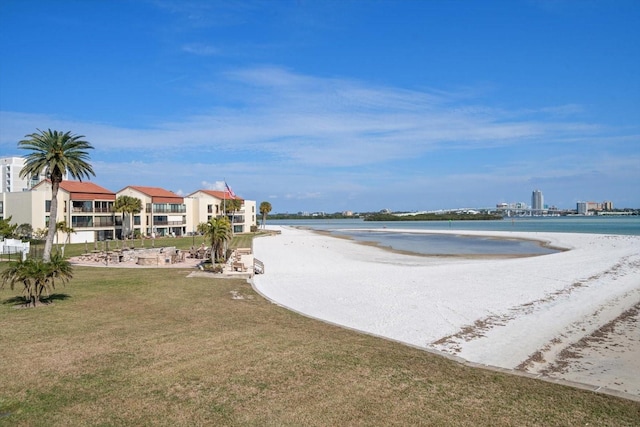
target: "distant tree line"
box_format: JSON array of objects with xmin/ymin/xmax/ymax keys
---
[{"xmin": 267, "ymin": 213, "xmax": 363, "ymax": 220}]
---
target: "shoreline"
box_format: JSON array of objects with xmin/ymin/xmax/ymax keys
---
[
  {"xmin": 310, "ymin": 227, "xmax": 567, "ymax": 259},
  {"xmin": 253, "ymin": 226, "xmax": 640, "ymax": 399}
]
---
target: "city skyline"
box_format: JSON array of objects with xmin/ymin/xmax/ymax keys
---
[{"xmin": 1, "ymin": 1, "xmax": 639, "ymax": 212}]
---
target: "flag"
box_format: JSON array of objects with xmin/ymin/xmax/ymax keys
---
[{"xmin": 225, "ymin": 181, "xmax": 236, "ymax": 199}]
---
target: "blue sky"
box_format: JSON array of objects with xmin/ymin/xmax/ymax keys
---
[{"xmin": 1, "ymin": 0, "xmax": 638, "ymax": 213}]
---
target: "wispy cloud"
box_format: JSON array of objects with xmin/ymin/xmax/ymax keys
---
[
  {"xmin": 181, "ymin": 43, "xmax": 220, "ymax": 56},
  {"xmin": 1, "ymin": 65, "xmax": 636, "ymax": 210}
]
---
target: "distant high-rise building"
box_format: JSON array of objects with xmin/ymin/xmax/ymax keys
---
[
  {"xmin": 1, "ymin": 157, "xmax": 38, "ymax": 192},
  {"xmin": 0, "ymin": 156, "xmax": 68, "ymax": 193},
  {"xmin": 531, "ymin": 189, "xmax": 544, "ymax": 211}
]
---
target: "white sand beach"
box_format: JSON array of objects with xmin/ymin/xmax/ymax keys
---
[{"xmin": 253, "ymin": 226, "xmax": 640, "ymax": 399}]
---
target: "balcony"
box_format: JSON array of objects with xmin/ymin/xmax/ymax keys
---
[
  {"xmin": 149, "ymin": 203, "xmax": 186, "ymax": 214},
  {"xmin": 94, "ymin": 217, "xmax": 116, "ymax": 227},
  {"xmin": 72, "ymin": 218, "xmax": 93, "ymax": 228},
  {"xmin": 152, "ymin": 220, "xmax": 185, "ymax": 226}
]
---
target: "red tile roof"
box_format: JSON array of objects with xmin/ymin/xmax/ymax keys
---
[
  {"xmin": 34, "ymin": 180, "xmax": 116, "ymax": 200},
  {"xmin": 188, "ymin": 189, "xmax": 242, "ymax": 200},
  {"xmin": 124, "ymin": 186, "xmax": 184, "ymax": 203}
]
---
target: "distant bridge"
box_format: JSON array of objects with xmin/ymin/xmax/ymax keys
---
[{"xmin": 396, "ymin": 208, "xmax": 558, "ymax": 217}]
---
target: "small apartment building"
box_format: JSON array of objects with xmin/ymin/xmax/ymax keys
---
[
  {"xmin": 19, "ymin": 180, "xmax": 118, "ymax": 242},
  {"xmin": 186, "ymin": 190, "xmax": 256, "ymax": 234},
  {"xmin": 118, "ymin": 186, "xmax": 186, "ymax": 237}
]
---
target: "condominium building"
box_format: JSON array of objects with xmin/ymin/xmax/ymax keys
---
[
  {"xmin": 3, "ymin": 180, "xmax": 117, "ymax": 242},
  {"xmin": 577, "ymin": 201, "xmax": 610, "ymax": 215},
  {"xmin": 2, "ymin": 180, "xmax": 257, "ymax": 242},
  {"xmin": 186, "ymin": 189, "xmax": 256, "ymax": 234},
  {"xmin": 117, "ymin": 186, "xmax": 187, "ymax": 238},
  {"xmin": 531, "ymin": 189, "xmax": 544, "ymax": 211}
]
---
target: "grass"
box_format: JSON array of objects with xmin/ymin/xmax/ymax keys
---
[
  {"xmin": 0, "ymin": 262, "xmax": 639, "ymax": 425},
  {"xmin": 26, "ymin": 232, "xmax": 266, "ymax": 260}
]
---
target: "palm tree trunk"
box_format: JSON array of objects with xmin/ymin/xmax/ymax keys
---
[
  {"xmin": 130, "ymin": 213, "xmax": 134, "ymax": 240},
  {"xmin": 43, "ymin": 181, "xmax": 60, "ymax": 262}
]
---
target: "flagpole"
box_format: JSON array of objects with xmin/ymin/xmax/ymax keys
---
[
  {"xmin": 224, "ymin": 179, "xmax": 231, "ymax": 235},
  {"xmin": 223, "ymin": 179, "xmax": 226, "ymax": 219}
]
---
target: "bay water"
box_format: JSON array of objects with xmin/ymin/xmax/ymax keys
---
[{"xmin": 269, "ymin": 216, "xmax": 640, "ymax": 256}]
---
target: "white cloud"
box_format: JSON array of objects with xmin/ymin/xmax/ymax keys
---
[
  {"xmin": 181, "ymin": 43, "xmax": 220, "ymax": 56},
  {"xmin": 2, "ymin": 65, "xmax": 638, "ymax": 211},
  {"xmin": 1, "ymin": 66, "xmax": 606, "ymax": 166}
]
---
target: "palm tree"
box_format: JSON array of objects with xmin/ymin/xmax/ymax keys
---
[
  {"xmin": 0, "ymin": 216, "xmax": 17, "ymax": 239},
  {"xmin": 1, "ymin": 253, "xmax": 73, "ymax": 307},
  {"xmin": 203, "ymin": 216, "xmax": 232, "ymax": 263},
  {"xmin": 113, "ymin": 195, "xmax": 143, "ymax": 240},
  {"xmin": 259, "ymin": 201, "xmax": 272, "ymax": 229},
  {"xmin": 223, "ymin": 197, "xmax": 242, "ymax": 233},
  {"xmin": 55, "ymin": 220, "xmax": 75, "ymax": 257},
  {"xmin": 19, "ymin": 129, "xmax": 94, "ymax": 262},
  {"xmin": 15, "ymin": 223, "xmax": 33, "ymax": 240}
]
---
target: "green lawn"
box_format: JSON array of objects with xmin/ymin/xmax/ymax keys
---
[
  {"xmin": 18, "ymin": 233, "xmax": 265, "ymax": 261},
  {"xmin": 0, "ymin": 262, "xmax": 639, "ymax": 425}
]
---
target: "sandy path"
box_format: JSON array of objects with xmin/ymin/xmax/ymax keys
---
[{"xmin": 252, "ymin": 226, "xmax": 640, "ymax": 399}]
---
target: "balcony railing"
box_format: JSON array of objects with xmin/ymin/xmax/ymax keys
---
[
  {"xmin": 72, "ymin": 220, "xmax": 93, "ymax": 228},
  {"xmin": 94, "ymin": 217, "xmax": 116, "ymax": 227},
  {"xmin": 149, "ymin": 204, "xmax": 187, "ymax": 213},
  {"xmin": 152, "ymin": 220, "xmax": 185, "ymax": 226}
]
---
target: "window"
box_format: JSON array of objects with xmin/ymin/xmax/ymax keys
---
[
  {"xmin": 72, "ymin": 201, "xmax": 92, "ymax": 213},
  {"xmin": 45, "ymin": 200, "xmax": 51, "ymax": 213},
  {"xmin": 153, "ymin": 216, "xmax": 168, "ymax": 225},
  {"xmin": 95, "ymin": 230, "xmax": 114, "ymax": 241},
  {"xmin": 94, "ymin": 216, "xmax": 115, "ymax": 227},
  {"xmin": 94, "ymin": 201, "xmax": 113, "ymax": 213},
  {"xmin": 72, "ymin": 216, "xmax": 93, "ymax": 228}
]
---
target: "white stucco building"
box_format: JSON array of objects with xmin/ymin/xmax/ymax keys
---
[
  {"xmin": 0, "ymin": 156, "xmax": 67, "ymax": 193},
  {"xmin": 2, "ymin": 179, "xmax": 257, "ymax": 243}
]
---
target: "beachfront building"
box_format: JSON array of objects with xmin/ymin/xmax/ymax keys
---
[
  {"xmin": 577, "ymin": 201, "xmax": 607, "ymax": 215},
  {"xmin": 116, "ymin": 186, "xmax": 187, "ymax": 237},
  {"xmin": 186, "ymin": 189, "xmax": 257, "ymax": 234},
  {"xmin": 3, "ymin": 180, "xmax": 117, "ymax": 243},
  {"xmin": 2, "ymin": 179, "xmax": 257, "ymax": 241},
  {"xmin": 1, "ymin": 156, "xmax": 68, "ymax": 193}
]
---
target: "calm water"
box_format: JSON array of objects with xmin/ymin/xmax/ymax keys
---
[{"xmin": 269, "ymin": 216, "xmax": 640, "ymax": 256}]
